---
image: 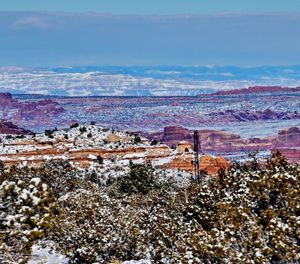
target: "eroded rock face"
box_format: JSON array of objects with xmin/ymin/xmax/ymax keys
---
[
  {"xmin": 207, "ymin": 109, "xmax": 300, "ymax": 123},
  {"xmin": 146, "ymin": 125, "xmax": 300, "ymax": 160},
  {"xmin": 0, "ymin": 93, "xmax": 65, "ymax": 130},
  {"xmin": 163, "ymin": 126, "xmax": 191, "ymax": 142},
  {"xmin": 161, "ymin": 156, "xmax": 193, "ymax": 172},
  {"xmin": 276, "ymin": 127, "xmax": 300, "ymax": 147},
  {"xmin": 0, "ymin": 121, "xmax": 31, "ymax": 135},
  {"xmin": 274, "ymin": 148, "xmax": 300, "ymax": 162},
  {"xmin": 161, "ymin": 154, "xmax": 230, "ymax": 176},
  {"xmin": 0, "ymin": 124, "xmax": 298, "ymax": 180},
  {"xmin": 176, "ymin": 141, "xmax": 193, "ymax": 154},
  {"xmin": 200, "ymin": 156, "xmax": 230, "ymax": 176},
  {"xmin": 0, "ymin": 93, "xmax": 14, "ymax": 102},
  {"xmin": 0, "ymin": 125, "xmax": 232, "ymax": 176}
]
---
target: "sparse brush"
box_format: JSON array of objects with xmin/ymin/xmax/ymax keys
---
[{"xmin": 1, "ymin": 153, "xmax": 299, "ymax": 263}]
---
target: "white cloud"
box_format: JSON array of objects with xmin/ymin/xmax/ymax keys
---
[{"xmin": 10, "ymin": 15, "xmax": 51, "ymax": 30}]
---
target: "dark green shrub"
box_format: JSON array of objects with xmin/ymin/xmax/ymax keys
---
[
  {"xmin": 111, "ymin": 164, "xmax": 156, "ymax": 196},
  {"xmin": 70, "ymin": 123, "xmax": 79, "ymax": 128},
  {"xmin": 133, "ymin": 135, "xmax": 142, "ymax": 144}
]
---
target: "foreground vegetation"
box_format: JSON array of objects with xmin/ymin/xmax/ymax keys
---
[{"xmin": 0, "ymin": 152, "xmax": 299, "ymax": 263}]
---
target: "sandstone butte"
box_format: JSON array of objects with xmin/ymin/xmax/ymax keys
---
[
  {"xmin": 161, "ymin": 155, "xmax": 229, "ymax": 176},
  {"xmin": 147, "ymin": 125, "xmax": 300, "ymax": 162}
]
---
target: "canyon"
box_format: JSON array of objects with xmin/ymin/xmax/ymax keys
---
[
  {"xmin": 0, "ymin": 87, "xmax": 299, "ymax": 166},
  {"xmin": 0, "ymin": 87, "xmax": 299, "ymax": 136}
]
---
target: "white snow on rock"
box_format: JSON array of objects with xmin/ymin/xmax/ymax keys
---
[
  {"xmin": 123, "ymin": 260, "xmax": 151, "ymax": 264},
  {"xmin": 29, "ymin": 244, "xmax": 69, "ymax": 264}
]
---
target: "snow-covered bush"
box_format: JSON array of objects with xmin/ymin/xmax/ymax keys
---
[
  {"xmin": 39, "ymin": 160, "xmax": 80, "ymax": 197},
  {"xmin": 0, "ymin": 178, "xmax": 57, "ymax": 263},
  {"xmin": 49, "ymin": 152, "xmax": 299, "ymax": 263},
  {"xmin": 1, "ymin": 152, "xmax": 299, "ymax": 263}
]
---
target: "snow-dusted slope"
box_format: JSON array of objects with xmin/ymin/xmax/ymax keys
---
[
  {"xmin": 0, "ymin": 69, "xmax": 204, "ymax": 96},
  {"xmin": 0, "ymin": 125, "xmax": 194, "ymax": 184},
  {"xmin": 1, "ymin": 66, "xmax": 300, "ymax": 96}
]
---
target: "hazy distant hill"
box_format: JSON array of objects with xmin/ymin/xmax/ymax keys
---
[
  {"xmin": 0, "ymin": 65, "xmax": 300, "ymax": 96},
  {"xmin": 212, "ymin": 86, "xmax": 300, "ymax": 95}
]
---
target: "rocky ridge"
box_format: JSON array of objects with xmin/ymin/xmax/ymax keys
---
[
  {"xmin": 0, "ymin": 93, "xmax": 65, "ymax": 131},
  {"xmin": 211, "ymin": 86, "xmax": 300, "ymax": 96},
  {"xmin": 0, "ymin": 125, "xmax": 230, "ymax": 177},
  {"xmin": 0, "ymin": 120, "xmax": 31, "ymax": 135}
]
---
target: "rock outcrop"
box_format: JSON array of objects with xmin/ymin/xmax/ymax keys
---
[
  {"xmin": 0, "ymin": 93, "xmax": 65, "ymax": 131},
  {"xmin": 106, "ymin": 133, "xmax": 122, "ymax": 143},
  {"xmin": 0, "ymin": 93, "xmax": 14, "ymax": 103},
  {"xmin": 162, "ymin": 154, "xmax": 230, "ymax": 176},
  {"xmin": 200, "ymin": 156, "xmax": 230, "ymax": 176},
  {"xmin": 145, "ymin": 125, "xmax": 300, "ymax": 162},
  {"xmin": 0, "ymin": 121, "xmax": 31, "ymax": 135},
  {"xmin": 162, "ymin": 126, "xmax": 191, "ymax": 142},
  {"xmin": 275, "ymin": 127, "xmax": 300, "ymax": 147},
  {"xmin": 176, "ymin": 141, "xmax": 193, "ymax": 154}
]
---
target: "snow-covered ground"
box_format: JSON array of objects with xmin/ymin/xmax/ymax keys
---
[
  {"xmin": 0, "ymin": 125, "xmax": 194, "ymax": 185},
  {"xmin": 1, "ymin": 66, "xmax": 300, "ymax": 96},
  {"xmin": 29, "ymin": 243, "xmax": 69, "ymax": 264}
]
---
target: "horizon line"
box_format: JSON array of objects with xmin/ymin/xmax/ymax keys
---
[{"xmin": 1, "ymin": 10, "xmax": 300, "ymax": 17}]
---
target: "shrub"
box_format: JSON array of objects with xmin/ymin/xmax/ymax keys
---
[
  {"xmin": 0, "ymin": 160, "xmax": 5, "ymax": 174},
  {"xmin": 133, "ymin": 135, "xmax": 142, "ymax": 144},
  {"xmin": 0, "ymin": 178, "xmax": 57, "ymax": 263},
  {"xmin": 70, "ymin": 123, "xmax": 79, "ymax": 129},
  {"xmin": 110, "ymin": 164, "xmax": 157, "ymax": 196},
  {"xmin": 2, "ymin": 152, "xmax": 299, "ymax": 263},
  {"xmin": 79, "ymin": 127, "xmax": 87, "ymax": 133},
  {"xmin": 150, "ymin": 139, "xmax": 158, "ymax": 146},
  {"xmin": 39, "ymin": 160, "xmax": 79, "ymax": 197},
  {"xmin": 96, "ymin": 155, "xmax": 104, "ymax": 164}
]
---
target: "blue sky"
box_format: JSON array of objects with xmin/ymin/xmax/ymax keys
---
[
  {"xmin": 0, "ymin": 1, "xmax": 299, "ymax": 67},
  {"xmin": 1, "ymin": 0, "xmax": 300, "ymax": 14}
]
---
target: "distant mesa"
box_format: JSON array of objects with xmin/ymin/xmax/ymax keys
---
[
  {"xmin": 274, "ymin": 148, "xmax": 300, "ymax": 163},
  {"xmin": 163, "ymin": 126, "xmax": 191, "ymax": 142},
  {"xmin": 276, "ymin": 127, "xmax": 300, "ymax": 147},
  {"xmin": 0, "ymin": 93, "xmax": 15, "ymax": 104},
  {"xmin": 0, "ymin": 120, "xmax": 31, "ymax": 135},
  {"xmin": 207, "ymin": 109, "xmax": 300, "ymax": 122},
  {"xmin": 145, "ymin": 125, "xmax": 300, "ymax": 162},
  {"xmin": 0, "ymin": 93, "xmax": 13, "ymax": 100},
  {"xmin": 0, "ymin": 92, "xmax": 65, "ymax": 131},
  {"xmin": 210, "ymin": 86, "xmax": 300, "ymax": 96}
]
